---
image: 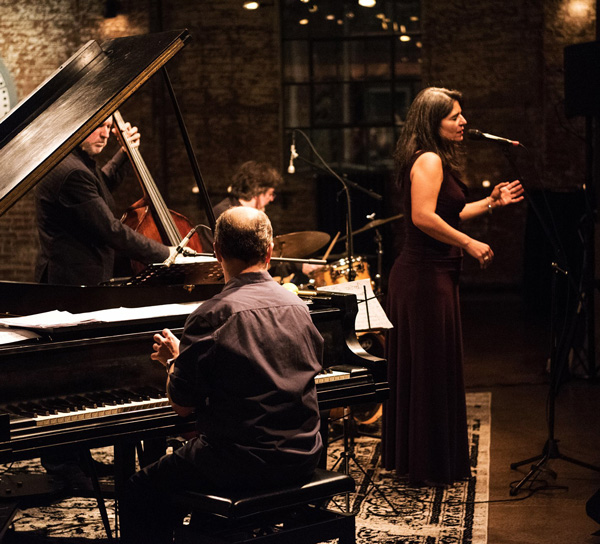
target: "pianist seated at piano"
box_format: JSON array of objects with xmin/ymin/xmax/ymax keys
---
[
  {"xmin": 119, "ymin": 206, "xmax": 324, "ymax": 544},
  {"xmin": 34, "ymin": 116, "xmax": 177, "ymax": 286}
]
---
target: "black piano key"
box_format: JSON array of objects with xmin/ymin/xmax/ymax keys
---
[
  {"xmin": 134, "ymin": 386, "xmax": 165, "ymax": 399},
  {"xmin": 86, "ymin": 392, "xmax": 118, "ymax": 406},
  {"xmin": 69, "ymin": 395, "xmax": 98, "ymax": 410},
  {"xmin": 42, "ymin": 399, "xmax": 72, "ymax": 413},
  {"xmin": 5, "ymin": 405, "xmax": 37, "ymax": 419},
  {"xmin": 83, "ymin": 392, "xmax": 109, "ymax": 407},
  {"xmin": 112, "ymin": 389, "xmax": 143, "ymax": 402},
  {"xmin": 19, "ymin": 402, "xmax": 52, "ymax": 417}
]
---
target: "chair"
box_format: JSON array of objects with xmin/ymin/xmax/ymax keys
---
[{"xmin": 171, "ymin": 468, "xmax": 356, "ymax": 543}]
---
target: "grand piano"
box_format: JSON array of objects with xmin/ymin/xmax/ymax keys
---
[{"xmin": 0, "ymin": 29, "xmax": 387, "ymax": 506}]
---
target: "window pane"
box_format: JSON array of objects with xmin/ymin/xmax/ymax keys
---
[
  {"xmin": 393, "ymin": 83, "xmax": 414, "ymax": 125},
  {"xmin": 365, "ymin": 39, "xmax": 391, "ymax": 79},
  {"xmin": 283, "ymin": 41, "xmax": 309, "ymax": 83},
  {"xmin": 363, "ymin": 83, "xmax": 393, "ymax": 124},
  {"xmin": 313, "ymin": 41, "xmax": 343, "ymax": 81},
  {"xmin": 313, "ymin": 84, "xmax": 344, "ymax": 126},
  {"xmin": 367, "ymin": 127, "xmax": 395, "ymax": 168},
  {"xmin": 284, "ymin": 85, "xmax": 310, "ymax": 127}
]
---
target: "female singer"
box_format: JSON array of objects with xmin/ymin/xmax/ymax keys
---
[{"xmin": 382, "ymin": 87, "xmax": 524, "ymax": 485}]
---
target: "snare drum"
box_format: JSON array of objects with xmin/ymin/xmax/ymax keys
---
[{"xmin": 309, "ymin": 256, "xmax": 371, "ymax": 287}]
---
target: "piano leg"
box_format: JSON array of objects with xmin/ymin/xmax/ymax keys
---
[{"xmin": 0, "ymin": 500, "xmax": 20, "ymax": 542}]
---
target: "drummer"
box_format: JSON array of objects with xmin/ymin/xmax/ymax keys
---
[
  {"xmin": 202, "ymin": 160, "xmax": 320, "ymax": 284},
  {"xmin": 200, "ymin": 160, "xmax": 281, "ymax": 251}
]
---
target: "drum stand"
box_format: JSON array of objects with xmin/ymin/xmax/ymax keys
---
[{"xmin": 330, "ymin": 407, "xmax": 397, "ymax": 514}]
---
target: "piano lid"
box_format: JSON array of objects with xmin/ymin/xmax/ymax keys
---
[{"xmin": 0, "ymin": 29, "xmax": 191, "ymax": 216}]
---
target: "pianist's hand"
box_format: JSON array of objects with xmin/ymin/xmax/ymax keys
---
[
  {"xmin": 114, "ymin": 121, "xmax": 141, "ymax": 150},
  {"xmin": 151, "ymin": 328, "xmax": 180, "ymax": 369}
]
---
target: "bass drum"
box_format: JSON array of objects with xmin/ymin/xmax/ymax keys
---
[{"xmin": 353, "ymin": 331, "xmax": 385, "ymax": 425}]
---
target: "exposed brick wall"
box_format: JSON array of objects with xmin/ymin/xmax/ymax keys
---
[
  {"xmin": 422, "ymin": 0, "xmax": 594, "ymax": 288},
  {"xmin": 0, "ymin": 0, "xmax": 595, "ymax": 289}
]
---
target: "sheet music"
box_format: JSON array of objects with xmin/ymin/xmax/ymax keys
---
[
  {"xmin": 0, "ymin": 302, "xmax": 202, "ymax": 330},
  {"xmin": 317, "ymin": 279, "xmax": 393, "ymax": 331},
  {"xmin": 0, "ymin": 328, "xmax": 41, "ymax": 345}
]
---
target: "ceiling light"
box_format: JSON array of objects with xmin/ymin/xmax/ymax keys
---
[
  {"xmin": 299, "ymin": 18, "xmax": 309, "ymax": 24},
  {"xmin": 308, "ymin": 5, "xmax": 318, "ymax": 12},
  {"xmin": 243, "ymin": 1, "xmax": 260, "ymax": 9},
  {"xmin": 358, "ymin": 0, "xmax": 376, "ymax": 7},
  {"xmin": 399, "ymin": 35, "xmax": 411, "ymax": 42}
]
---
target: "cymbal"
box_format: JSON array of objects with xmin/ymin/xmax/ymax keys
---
[
  {"xmin": 338, "ymin": 213, "xmax": 404, "ymax": 242},
  {"xmin": 273, "ymin": 231, "xmax": 331, "ymax": 258}
]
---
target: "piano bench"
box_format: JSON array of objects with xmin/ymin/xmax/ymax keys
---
[{"xmin": 171, "ymin": 468, "xmax": 356, "ymax": 544}]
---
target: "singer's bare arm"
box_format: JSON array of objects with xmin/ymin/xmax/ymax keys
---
[{"xmin": 410, "ymin": 152, "xmax": 493, "ymax": 268}]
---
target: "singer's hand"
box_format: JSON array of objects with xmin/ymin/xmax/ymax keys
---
[
  {"xmin": 151, "ymin": 328, "xmax": 180, "ymax": 368},
  {"xmin": 490, "ymin": 180, "xmax": 524, "ymax": 208},
  {"xmin": 463, "ymin": 238, "xmax": 494, "ymax": 269}
]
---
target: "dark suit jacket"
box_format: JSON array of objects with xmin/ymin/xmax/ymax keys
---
[{"xmin": 35, "ymin": 147, "xmax": 169, "ymax": 285}]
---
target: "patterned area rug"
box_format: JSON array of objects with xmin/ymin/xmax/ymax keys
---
[
  {"xmin": 327, "ymin": 391, "xmax": 491, "ymax": 544},
  {"xmin": 1, "ymin": 392, "xmax": 490, "ymax": 543}
]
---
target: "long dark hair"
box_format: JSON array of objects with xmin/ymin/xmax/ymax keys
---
[{"xmin": 394, "ymin": 87, "xmax": 464, "ymax": 187}]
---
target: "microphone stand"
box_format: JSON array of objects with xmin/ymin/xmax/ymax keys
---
[
  {"xmin": 498, "ymin": 145, "xmax": 600, "ymax": 495},
  {"xmin": 289, "ymin": 129, "xmax": 382, "ymax": 282}
]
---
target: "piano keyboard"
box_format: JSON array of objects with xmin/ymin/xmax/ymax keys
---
[
  {"xmin": 0, "ymin": 365, "xmax": 373, "ymax": 450},
  {"xmin": 315, "ymin": 368, "xmax": 350, "ymax": 384},
  {"xmin": 4, "ymin": 387, "xmax": 170, "ymax": 430}
]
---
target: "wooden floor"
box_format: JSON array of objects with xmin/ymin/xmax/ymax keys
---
[{"xmin": 461, "ymin": 291, "xmax": 600, "ymax": 544}]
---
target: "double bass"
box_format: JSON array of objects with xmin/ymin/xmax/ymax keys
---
[{"xmin": 113, "ymin": 110, "xmax": 205, "ymax": 273}]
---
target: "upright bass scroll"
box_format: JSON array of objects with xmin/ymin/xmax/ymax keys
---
[{"xmin": 113, "ymin": 110, "xmax": 204, "ymax": 273}]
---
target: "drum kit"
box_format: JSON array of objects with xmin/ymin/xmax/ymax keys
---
[{"xmin": 273, "ymin": 213, "xmax": 403, "ymax": 291}]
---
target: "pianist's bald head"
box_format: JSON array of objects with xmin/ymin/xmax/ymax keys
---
[{"xmin": 214, "ymin": 207, "xmax": 273, "ymax": 267}]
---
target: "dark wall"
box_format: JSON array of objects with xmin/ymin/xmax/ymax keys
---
[{"xmin": 0, "ymin": 0, "xmax": 595, "ymax": 291}]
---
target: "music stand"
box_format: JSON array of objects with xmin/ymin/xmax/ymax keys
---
[{"xmin": 120, "ymin": 258, "xmax": 224, "ymax": 287}]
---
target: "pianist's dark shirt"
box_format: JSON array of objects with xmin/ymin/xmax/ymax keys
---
[
  {"xmin": 168, "ymin": 270, "xmax": 323, "ymax": 478},
  {"xmin": 34, "ymin": 146, "xmax": 169, "ymax": 286}
]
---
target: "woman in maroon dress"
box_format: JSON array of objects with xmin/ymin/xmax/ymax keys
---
[{"xmin": 382, "ymin": 87, "xmax": 524, "ymax": 485}]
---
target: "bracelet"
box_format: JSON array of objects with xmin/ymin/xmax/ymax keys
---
[{"xmin": 487, "ymin": 197, "xmax": 493, "ymax": 215}]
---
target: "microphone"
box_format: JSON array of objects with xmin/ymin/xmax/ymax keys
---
[
  {"xmin": 287, "ymin": 140, "xmax": 298, "ymax": 174},
  {"xmin": 164, "ymin": 226, "xmax": 198, "ymax": 267},
  {"xmin": 467, "ymin": 129, "xmax": 519, "ymax": 146}
]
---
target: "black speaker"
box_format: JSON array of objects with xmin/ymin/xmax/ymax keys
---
[{"xmin": 564, "ymin": 41, "xmax": 600, "ymax": 118}]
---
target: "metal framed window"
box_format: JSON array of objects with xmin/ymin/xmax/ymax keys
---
[{"xmin": 281, "ymin": 0, "xmax": 422, "ymax": 174}]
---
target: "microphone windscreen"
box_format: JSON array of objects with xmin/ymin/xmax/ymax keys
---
[{"xmin": 466, "ymin": 129, "xmax": 484, "ymax": 140}]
